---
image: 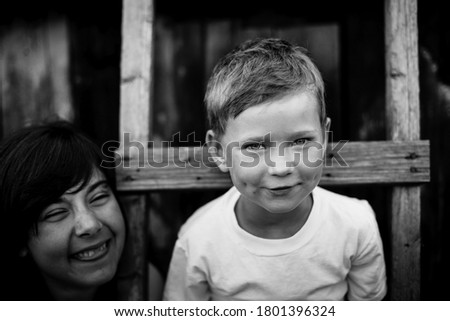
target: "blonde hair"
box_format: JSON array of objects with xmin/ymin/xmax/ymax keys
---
[{"xmin": 205, "ymin": 38, "xmax": 326, "ymax": 137}]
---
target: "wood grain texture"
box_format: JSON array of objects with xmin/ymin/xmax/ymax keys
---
[
  {"xmin": 385, "ymin": 0, "xmax": 421, "ymax": 300},
  {"xmin": 385, "ymin": 0, "xmax": 420, "ymax": 141},
  {"xmin": 115, "ymin": 140, "xmax": 430, "ymax": 191},
  {"xmin": 390, "ymin": 186, "xmax": 421, "ymax": 299},
  {"xmin": 118, "ymin": 0, "xmax": 154, "ymax": 301},
  {"xmin": 120, "ymin": 0, "xmax": 153, "ymax": 144},
  {"xmin": 116, "ymin": 194, "xmax": 148, "ymax": 300},
  {"xmin": 0, "ymin": 19, "xmax": 73, "ymax": 137}
]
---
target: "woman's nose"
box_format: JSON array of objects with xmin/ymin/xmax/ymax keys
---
[{"xmin": 74, "ymin": 207, "xmax": 103, "ymax": 237}]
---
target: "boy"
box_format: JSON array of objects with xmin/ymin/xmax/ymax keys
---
[{"xmin": 163, "ymin": 38, "xmax": 387, "ymax": 300}]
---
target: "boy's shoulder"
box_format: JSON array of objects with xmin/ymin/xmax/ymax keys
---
[
  {"xmin": 177, "ymin": 187, "xmax": 239, "ymax": 238},
  {"xmin": 313, "ymin": 186, "xmax": 377, "ymax": 230},
  {"xmin": 315, "ymin": 186, "xmax": 372, "ymax": 209}
]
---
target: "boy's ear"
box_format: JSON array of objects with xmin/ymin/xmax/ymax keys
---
[
  {"xmin": 325, "ymin": 117, "xmax": 331, "ymax": 132},
  {"xmin": 323, "ymin": 117, "xmax": 332, "ymax": 155},
  {"xmin": 206, "ymin": 130, "xmax": 229, "ymax": 173},
  {"xmin": 324, "ymin": 117, "xmax": 331, "ymax": 142}
]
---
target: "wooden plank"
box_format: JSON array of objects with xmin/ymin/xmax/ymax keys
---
[
  {"xmin": 385, "ymin": 0, "xmax": 420, "ymax": 141},
  {"xmin": 117, "ymin": 0, "xmax": 154, "ymax": 301},
  {"xmin": 120, "ymin": 0, "xmax": 153, "ymax": 143},
  {"xmin": 116, "ymin": 193, "xmax": 148, "ymax": 300},
  {"xmin": 0, "ymin": 19, "xmax": 73, "ymax": 137},
  {"xmin": 153, "ymin": 18, "xmax": 205, "ymax": 141},
  {"xmin": 204, "ymin": 20, "xmax": 234, "ymax": 83},
  {"xmin": 115, "ymin": 140, "xmax": 430, "ymax": 191},
  {"xmin": 385, "ymin": 0, "xmax": 420, "ymax": 300}
]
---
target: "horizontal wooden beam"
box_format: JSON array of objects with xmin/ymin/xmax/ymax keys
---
[{"xmin": 115, "ymin": 140, "xmax": 429, "ymax": 191}]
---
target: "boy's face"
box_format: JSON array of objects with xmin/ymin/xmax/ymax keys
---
[{"xmin": 213, "ymin": 92, "xmax": 330, "ymax": 215}]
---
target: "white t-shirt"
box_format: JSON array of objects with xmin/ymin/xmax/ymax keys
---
[{"xmin": 163, "ymin": 186, "xmax": 387, "ymax": 301}]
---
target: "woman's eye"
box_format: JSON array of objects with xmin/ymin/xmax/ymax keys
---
[
  {"xmin": 41, "ymin": 209, "xmax": 68, "ymax": 223},
  {"xmin": 90, "ymin": 192, "xmax": 110, "ymax": 205}
]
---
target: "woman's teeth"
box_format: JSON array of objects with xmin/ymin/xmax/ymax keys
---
[{"xmin": 74, "ymin": 242, "xmax": 107, "ymax": 260}]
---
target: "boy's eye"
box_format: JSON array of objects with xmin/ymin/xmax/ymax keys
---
[
  {"xmin": 41, "ymin": 209, "xmax": 69, "ymax": 223},
  {"xmin": 293, "ymin": 138, "xmax": 309, "ymax": 146},
  {"xmin": 243, "ymin": 142, "xmax": 264, "ymax": 151}
]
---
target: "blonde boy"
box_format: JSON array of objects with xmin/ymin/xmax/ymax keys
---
[{"xmin": 163, "ymin": 38, "xmax": 387, "ymax": 300}]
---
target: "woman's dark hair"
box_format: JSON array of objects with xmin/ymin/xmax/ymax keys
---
[{"xmin": 0, "ymin": 120, "xmax": 118, "ymax": 299}]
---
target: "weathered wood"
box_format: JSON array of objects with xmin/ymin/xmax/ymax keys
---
[
  {"xmin": 120, "ymin": 0, "xmax": 153, "ymax": 144},
  {"xmin": 390, "ymin": 186, "xmax": 421, "ymax": 299},
  {"xmin": 0, "ymin": 19, "xmax": 73, "ymax": 137},
  {"xmin": 385, "ymin": 1, "xmax": 420, "ymax": 141},
  {"xmin": 205, "ymin": 21, "xmax": 234, "ymax": 82},
  {"xmin": 116, "ymin": 194, "xmax": 148, "ymax": 300},
  {"xmin": 153, "ymin": 18, "xmax": 205, "ymax": 141},
  {"xmin": 118, "ymin": 0, "xmax": 154, "ymax": 301},
  {"xmin": 115, "ymin": 140, "xmax": 429, "ymax": 191},
  {"xmin": 385, "ymin": 0, "xmax": 421, "ymax": 300}
]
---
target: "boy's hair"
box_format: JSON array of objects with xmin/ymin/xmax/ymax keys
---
[
  {"xmin": 205, "ymin": 38, "xmax": 326, "ymax": 138},
  {"xmin": 0, "ymin": 120, "xmax": 115, "ymax": 258}
]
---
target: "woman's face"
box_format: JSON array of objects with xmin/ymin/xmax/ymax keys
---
[{"xmin": 27, "ymin": 168, "xmax": 125, "ymax": 296}]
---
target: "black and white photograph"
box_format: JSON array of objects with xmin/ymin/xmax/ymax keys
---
[{"xmin": 0, "ymin": 0, "xmax": 449, "ymax": 318}]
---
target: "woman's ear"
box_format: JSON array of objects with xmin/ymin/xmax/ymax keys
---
[{"xmin": 206, "ymin": 130, "xmax": 229, "ymax": 173}]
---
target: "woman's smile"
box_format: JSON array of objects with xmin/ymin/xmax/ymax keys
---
[
  {"xmin": 28, "ymin": 169, "xmax": 126, "ymax": 293},
  {"xmin": 71, "ymin": 239, "xmax": 110, "ymax": 262}
]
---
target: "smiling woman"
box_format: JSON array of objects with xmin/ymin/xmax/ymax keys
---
[{"xmin": 0, "ymin": 121, "xmax": 127, "ymax": 300}]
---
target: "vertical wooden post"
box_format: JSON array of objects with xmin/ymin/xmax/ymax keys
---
[
  {"xmin": 385, "ymin": 0, "xmax": 420, "ymax": 300},
  {"xmin": 118, "ymin": 0, "xmax": 154, "ymax": 300}
]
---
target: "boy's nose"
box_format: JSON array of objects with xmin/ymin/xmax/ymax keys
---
[
  {"xmin": 267, "ymin": 148, "xmax": 295, "ymax": 176},
  {"xmin": 74, "ymin": 207, "xmax": 103, "ymax": 237}
]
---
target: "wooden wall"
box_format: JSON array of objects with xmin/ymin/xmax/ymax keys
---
[
  {"xmin": 0, "ymin": 1, "xmax": 122, "ymax": 144},
  {"xmin": 0, "ymin": 19, "xmax": 74, "ymax": 138}
]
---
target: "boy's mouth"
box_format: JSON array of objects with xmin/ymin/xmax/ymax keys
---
[
  {"xmin": 266, "ymin": 185, "xmax": 298, "ymax": 196},
  {"xmin": 270, "ymin": 186, "xmax": 293, "ymax": 191},
  {"xmin": 269, "ymin": 182, "xmax": 301, "ymax": 191}
]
